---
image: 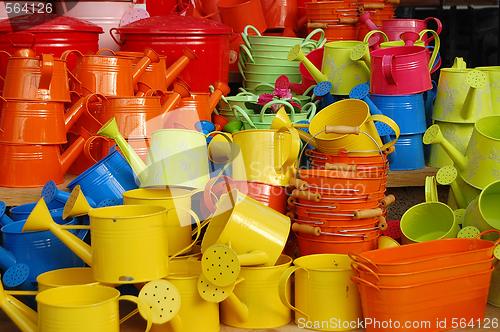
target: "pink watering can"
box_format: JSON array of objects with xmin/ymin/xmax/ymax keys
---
[{"xmin": 370, "ymin": 30, "xmax": 440, "ymax": 95}]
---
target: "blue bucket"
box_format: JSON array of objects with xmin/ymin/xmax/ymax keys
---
[
  {"xmin": 370, "ymin": 94, "xmax": 427, "ymax": 135},
  {"xmin": 388, "ymin": 134, "xmax": 425, "ymax": 171},
  {"xmin": 9, "ymin": 202, "xmax": 62, "ymax": 221},
  {"xmin": 0, "ymin": 211, "xmax": 88, "ymax": 289},
  {"xmin": 67, "ymin": 148, "xmax": 138, "ymax": 206}
]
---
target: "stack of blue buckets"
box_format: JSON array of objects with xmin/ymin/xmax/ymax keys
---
[{"xmin": 350, "ymin": 83, "xmax": 427, "ymax": 170}]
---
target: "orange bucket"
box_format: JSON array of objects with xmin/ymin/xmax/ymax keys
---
[
  {"xmin": 292, "ymin": 216, "xmax": 381, "ymax": 229},
  {"xmin": 218, "ymin": 0, "xmax": 267, "ymax": 33},
  {"xmin": 291, "ymin": 195, "xmax": 385, "ymax": 211},
  {"xmin": 306, "ymin": 149, "xmax": 389, "ymax": 168},
  {"xmin": 308, "ymin": 23, "xmax": 359, "ymax": 41},
  {"xmin": 294, "ymin": 206, "xmax": 385, "ymax": 221},
  {"xmin": 353, "ymin": 269, "xmax": 493, "ymax": 332},
  {"xmin": 297, "ymin": 234, "xmax": 378, "ymax": 255},
  {"xmin": 297, "ymin": 169, "xmax": 388, "ymax": 194}
]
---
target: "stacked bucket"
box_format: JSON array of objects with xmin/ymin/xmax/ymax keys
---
[
  {"xmin": 239, "ymin": 25, "xmax": 324, "ymax": 93},
  {"xmin": 304, "ymin": 0, "xmax": 359, "ymax": 41},
  {"xmin": 287, "ymin": 99, "xmax": 398, "ymax": 256}
]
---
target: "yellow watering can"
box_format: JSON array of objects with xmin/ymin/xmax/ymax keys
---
[
  {"xmin": 423, "ymin": 115, "xmax": 500, "ymax": 189},
  {"xmin": 22, "ymin": 188, "xmax": 200, "ymax": 285},
  {"xmin": 97, "ymin": 117, "xmax": 231, "ymax": 188},
  {"xmin": 433, "ymin": 58, "xmax": 493, "ymax": 123},
  {"xmin": 428, "ymin": 120, "xmax": 474, "ymax": 168},
  {"xmin": 288, "ymin": 31, "xmax": 386, "ymax": 95},
  {"xmin": 476, "ymin": 66, "xmax": 500, "ymax": 111},
  {"xmin": 0, "ymin": 277, "xmax": 187, "ymax": 332},
  {"xmin": 279, "ymin": 254, "xmax": 362, "ymax": 331},
  {"xmin": 305, "ymin": 99, "xmax": 400, "ymax": 156}
]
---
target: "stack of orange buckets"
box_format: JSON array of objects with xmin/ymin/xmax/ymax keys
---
[
  {"xmin": 304, "ymin": 0, "xmax": 359, "ymax": 41},
  {"xmin": 357, "ymin": 0, "xmax": 397, "ymax": 40},
  {"xmin": 288, "ymin": 99, "xmax": 396, "ymax": 256}
]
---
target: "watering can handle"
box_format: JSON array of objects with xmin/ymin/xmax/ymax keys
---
[
  {"xmin": 423, "ymin": 17, "xmax": 443, "ymax": 40},
  {"xmin": 418, "ymin": 29, "xmax": 440, "ymax": 72},
  {"xmin": 351, "ymin": 262, "xmax": 381, "ymax": 281},
  {"xmin": 83, "ymin": 136, "xmax": 112, "ymax": 164},
  {"xmin": 118, "ymin": 295, "xmax": 153, "ymax": 332},
  {"xmin": 168, "ymin": 207, "xmax": 202, "ymax": 258},
  {"xmin": 232, "ymin": 105, "xmax": 257, "ymax": 128},
  {"xmin": 368, "ymin": 114, "xmax": 400, "ymax": 152},
  {"xmin": 38, "ymin": 54, "xmax": 54, "ymax": 91},
  {"xmin": 292, "ymin": 223, "xmax": 321, "ymax": 236},
  {"xmin": 363, "ymin": 30, "xmax": 389, "ymax": 49},
  {"xmin": 381, "ymin": 54, "xmax": 396, "ymax": 85},
  {"xmin": 347, "ymin": 253, "xmax": 379, "ymax": 271},
  {"xmin": 109, "ymin": 28, "xmax": 124, "ymax": 46},
  {"xmin": 303, "ymin": 28, "xmax": 325, "ymax": 48},
  {"xmin": 351, "ymin": 276, "xmax": 381, "ymax": 291},
  {"xmin": 325, "ymin": 125, "xmax": 360, "ymax": 135},
  {"xmin": 260, "ymin": 100, "xmax": 295, "ymax": 121},
  {"xmin": 237, "ymin": 61, "xmax": 246, "ymax": 81},
  {"xmin": 303, "ymin": 102, "xmax": 317, "ymax": 122},
  {"xmin": 274, "ymin": 127, "xmax": 301, "ymax": 173},
  {"xmin": 207, "ymin": 130, "xmax": 234, "ymax": 163},
  {"xmin": 242, "ymin": 25, "xmax": 262, "ymax": 48},
  {"xmin": 278, "ymin": 266, "xmax": 310, "ymax": 318},
  {"xmin": 290, "ymin": 177, "xmax": 309, "ymax": 190}
]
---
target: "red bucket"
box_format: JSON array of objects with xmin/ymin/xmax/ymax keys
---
[{"xmin": 218, "ymin": 0, "xmax": 267, "ymax": 33}]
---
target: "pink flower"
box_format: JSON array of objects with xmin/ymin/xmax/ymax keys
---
[{"xmin": 257, "ymin": 75, "xmax": 302, "ymax": 112}]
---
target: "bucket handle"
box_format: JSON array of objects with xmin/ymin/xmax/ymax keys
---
[
  {"xmin": 381, "ymin": 54, "xmax": 396, "ymax": 85},
  {"xmin": 118, "ymin": 295, "xmax": 153, "ymax": 331},
  {"xmin": 304, "ymin": 102, "xmax": 317, "ymax": 122},
  {"xmin": 303, "ymin": 28, "xmax": 326, "ymax": 48},
  {"xmin": 369, "ymin": 114, "xmax": 400, "ymax": 152},
  {"xmin": 239, "ymin": 44, "xmax": 255, "ymax": 65},
  {"xmin": 423, "ymin": 17, "xmax": 443, "ymax": 42},
  {"xmin": 232, "ymin": 105, "xmax": 257, "ymax": 128},
  {"xmin": 167, "ymin": 207, "xmax": 203, "ymax": 259},
  {"xmin": 274, "ymin": 126, "xmax": 301, "ymax": 173},
  {"xmin": 237, "ymin": 60, "xmax": 247, "ymax": 81},
  {"xmin": 260, "ymin": 100, "xmax": 296, "ymax": 121},
  {"xmin": 351, "ymin": 276, "xmax": 380, "ymax": 291},
  {"xmin": 348, "ymin": 253, "xmax": 379, "ymax": 271},
  {"xmin": 206, "ymin": 130, "xmax": 234, "ymax": 163},
  {"xmin": 38, "ymin": 54, "xmax": 54, "ymax": 91},
  {"xmin": 242, "ymin": 25, "xmax": 262, "ymax": 48},
  {"xmin": 109, "ymin": 28, "xmax": 124, "ymax": 46},
  {"xmin": 254, "ymin": 82, "xmax": 275, "ymax": 92},
  {"xmin": 351, "ymin": 262, "xmax": 380, "ymax": 281},
  {"xmin": 278, "ymin": 266, "xmax": 310, "ymax": 318},
  {"xmin": 363, "ymin": 29, "xmax": 389, "ymax": 49},
  {"xmin": 480, "ymin": 229, "xmax": 500, "ymax": 247},
  {"xmin": 418, "ymin": 29, "xmax": 440, "ymax": 72}
]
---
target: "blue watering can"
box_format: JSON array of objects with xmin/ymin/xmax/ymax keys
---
[
  {"xmin": 313, "ymin": 81, "xmax": 338, "ymax": 110},
  {"xmin": 41, "ymin": 181, "xmax": 69, "ymax": 208},
  {"xmin": 387, "ymin": 133, "xmax": 426, "ymax": 170},
  {"xmin": 0, "ymin": 201, "xmax": 14, "ymax": 227},
  {"xmin": 9, "ymin": 202, "xmax": 62, "ymax": 221},
  {"xmin": 0, "ymin": 210, "xmax": 88, "ymax": 290},
  {"xmin": 66, "ymin": 147, "xmax": 137, "ymax": 206}
]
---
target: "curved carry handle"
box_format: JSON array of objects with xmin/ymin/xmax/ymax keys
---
[
  {"xmin": 279, "ymin": 266, "xmax": 309, "ymax": 318},
  {"xmin": 479, "ymin": 229, "xmax": 500, "ymax": 247},
  {"xmin": 96, "ymin": 48, "xmax": 117, "ymax": 56},
  {"xmin": 260, "ymin": 100, "xmax": 295, "ymax": 122},
  {"xmin": 274, "ymin": 126, "xmax": 301, "ymax": 173},
  {"xmin": 232, "ymin": 105, "xmax": 257, "ymax": 128},
  {"xmin": 363, "ymin": 30, "xmax": 389, "ymax": 49},
  {"xmin": 292, "ymin": 223, "xmax": 321, "ymax": 236},
  {"xmin": 60, "ymin": 49, "xmax": 85, "ymax": 90},
  {"xmin": 418, "ymin": 29, "xmax": 440, "ymax": 72},
  {"xmin": 239, "ymin": 44, "xmax": 255, "ymax": 65},
  {"xmin": 237, "ymin": 60, "xmax": 247, "ymax": 81},
  {"xmin": 303, "ymin": 102, "xmax": 317, "ymax": 122},
  {"xmin": 351, "ymin": 262, "xmax": 380, "ymax": 281},
  {"xmin": 206, "ymin": 130, "xmax": 234, "ymax": 163},
  {"xmin": 425, "ymin": 176, "xmax": 438, "ymax": 203},
  {"xmin": 339, "ymin": 17, "xmax": 359, "ymax": 24},
  {"xmin": 348, "ymin": 252, "xmax": 379, "ymax": 272},
  {"xmin": 242, "ymin": 25, "xmax": 262, "ymax": 48},
  {"xmin": 351, "ymin": 276, "xmax": 380, "ymax": 291},
  {"xmin": 83, "ymin": 135, "xmax": 112, "ymax": 163},
  {"xmin": 110, "ymin": 28, "xmax": 124, "ymax": 46},
  {"xmin": 369, "ymin": 114, "xmax": 401, "ymax": 152},
  {"xmin": 253, "ymin": 82, "xmax": 275, "ymax": 93},
  {"xmin": 303, "ymin": 28, "xmax": 325, "ymax": 49},
  {"xmin": 168, "ymin": 207, "xmax": 203, "ymax": 258},
  {"xmin": 38, "ymin": 54, "xmax": 55, "ymax": 91},
  {"xmin": 423, "ymin": 17, "xmax": 443, "ymax": 43},
  {"xmin": 381, "ymin": 54, "xmax": 396, "ymax": 85},
  {"xmin": 362, "ymin": 3, "xmax": 385, "ymax": 9},
  {"xmin": 119, "ymin": 295, "xmax": 153, "ymax": 332}
]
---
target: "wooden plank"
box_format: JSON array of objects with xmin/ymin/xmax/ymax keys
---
[
  {"xmin": 399, "ymin": 0, "xmax": 498, "ymax": 6},
  {"xmin": 0, "ymin": 175, "xmax": 75, "ymax": 207},
  {"xmin": 387, "ymin": 167, "xmax": 437, "ymax": 187}
]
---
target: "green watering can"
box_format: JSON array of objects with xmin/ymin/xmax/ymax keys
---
[
  {"xmin": 433, "ymin": 58, "xmax": 494, "ymax": 123},
  {"xmin": 462, "ymin": 180, "xmax": 500, "ymax": 240},
  {"xmin": 423, "ymin": 115, "xmax": 500, "ymax": 189},
  {"xmin": 428, "ymin": 121, "xmax": 475, "ymax": 168},
  {"xmin": 400, "ymin": 176, "xmax": 459, "ymax": 244},
  {"xmin": 476, "ymin": 66, "xmax": 500, "ymax": 111},
  {"xmin": 436, "ymin": 165, "xmax": 480, "ymax": 209},
  {"xmin": 233, "ymin": 100, "xmax": 316, "ymax": 130}
]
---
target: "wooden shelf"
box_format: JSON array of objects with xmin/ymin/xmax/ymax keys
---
[{"xmin": 387, "ymin": 167, "xmax": 437, "ymax": 188}]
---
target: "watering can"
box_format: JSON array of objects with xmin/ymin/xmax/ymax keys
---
[
  {"xmin": 436, "ymin": 165, "xmax": 469, "ymax": 209},
  {"xmin": 61, "ymin": 48, "xmax": 161, "ymax": 96},
  {"xmin": 400, "ymin": 176, "xmax": 458, "ymax": 243},
  {"xmin": 428, "ymin": 120, "xmax": 475, "ymax": 168},
  {"xmin": 433, "ymin": 59, "xmax": 493, "ymax": 123},
  {"xmin": 116, "ymin": 48, "xmax": 197, "ymax": 92},
  {"xmin": 0, "ymin": 49, "xmax": 71, "ymax": 102},
  {"xmin": 176, "ymin": 81, "xmax": 231, "ymax": 122},
  {"xmin": 287, "ymin": 31, "xmax": 383, "ymax": 95},
  {"xmin": 423, "ymin": 115, "xmax": 500, "ymax": 189},
  {"xmin": 304, "ymin": 99, "xmax": 400, "ymax": 156},
  {"xmin": 0, "ymin": 278, "xmax": 187, "ymax": 332},
  {"xmin": 462, "ymin": 180, "xmax": 500, "ymax": 240},
  {"xmin": 41, "ymin": 181, "xmax": 70, "ymax": 208},
  {"xmin": 0, "ymin": 211, "xmax": 87, "ymax": 290},
  {"xmin": 476, "ymin": 66, "xmax": 500, "ymax": 110},
  {"xmin": 0, "ymin": 201, "xmax": 14, "ymax": 227},
  {"xmin": 0, "ymin": 93, "xmax": 102, "ymax": 145},
  {"xmin": 96, "ymin": 113, "xmax": 231, "ymax": 189},
  {"xmin": 22, "ymin": 193, "xmax": 198, "ymax": 285}
]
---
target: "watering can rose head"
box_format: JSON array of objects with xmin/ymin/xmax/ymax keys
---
[{"xmin": 258, "ymin": 75, "xmax": 301, "ymax": 112}]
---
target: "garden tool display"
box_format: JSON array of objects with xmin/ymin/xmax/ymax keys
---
[
  {"xmin": 61, "ymin": 48, "xmax": 161, "ymax": 96},
  {"xmin": 423, "ymin": 116, "xmax": 500, "ymax": 189},
  {"xmin": 400, "ymin": 176, "xmax": 458, "ymax": 243},
  {"xmin": 117, "ymin": 48, "xmax": 197, "ymax": 91},
  {"xmin": 1, "ymin": 49, "xmax": 71, "ymax": 102},
  {"xmin": 433, "ymin": 61, "xmax": 493, "ymax": 123}
]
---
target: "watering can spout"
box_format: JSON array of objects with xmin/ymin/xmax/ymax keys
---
[
  {"xmin": 132, "ymin": 48, "xmax": 161, "ymax": 85},
  {"xmin": 164, "ymin": 48, "xmax": 197, "ymax": 89},
  {"xmin": 452, "ymin": 57, "xmax": 467, "ymax": 69},
  {"xmin": 359, "ymin": 12, "xmax": 378, "ymax": 30},
  {"xmin": 64, "ymin": 94, "xmax": 102, "ymax": 132},
  {"xmin": 23, "ymin": 198, "xmax": 93, "ymax": 266},
  {"xmin": 400, "ymin": 32, "xmax": 420, "ymax": 46},
  {"xmin": 0, "ymin": 279, "xmax": 38, "ymax": 332},
  {"xmin": 288, "ymin": 45, "xmax": 328, "ymax": 84},
  {"xmin": 208, "ymin": 82, "xmax": 231, "ymax": 114},
  {"xmin": 423, "ymin": 124, "xmax": 467, "ymax": 171},
  {"xmin": 97, "ymin": 118, "xmax": 147, "ymax": 176},
  {"xmin": 161, "ymin": 80, "xmax": 191, "ymax": 113},
  {"xmin": 60, "ymin": 136, "xmax": 86, "ymax": 175},
  {"xmin": 271, "ymin": 108, "xmax": 316, "ymax": 146},
  {"xmin": 460, "ymin": 70, "xmax": 490, "ymax": 121}
]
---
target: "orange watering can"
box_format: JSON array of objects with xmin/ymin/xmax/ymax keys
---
[
  {"xmin": 179, "ymin": 81, "xmax": 231, "ymax": 121},
  {"xmin": 0, "ymin": 49, "xmax": 71, "ymax": 102},
  {"xmin": 61, "ymin": 48, "xmax": 161, "ymax": 96}
]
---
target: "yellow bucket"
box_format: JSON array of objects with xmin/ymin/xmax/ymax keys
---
[
  {"xmin": 37, "ymin": 267, "xmax": 98, "ymax": 292},
  {"xmin": 150, "ymin": 258, "xmax": 219, "ymax": 332},
  {"xmin": 123, "ymin": 188, "xmax": 201, "ymax": 255},
  {"xmin": 201, "ymin": 190, "xmax": 291, "ymax": 267},
  {"xmin": 37, "ymin": 284, "xmax": 151, "ymax": 332},
  {"xmin": 280, "ymin": 254, "xmax": 362, "ymax": 331},
  {"xmin": 232, "ymin": 128, "xmax": 301, "ymax": 186},
  {"xmin": 221, "ymin": 255, "xmax": 292, "ymax": 329},
  {"xmin": 309, "ymin": 99, "xmax": 400, "ymax": 156}
]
